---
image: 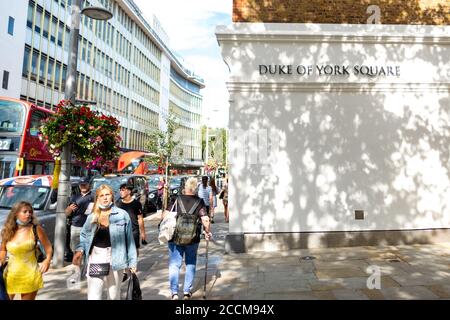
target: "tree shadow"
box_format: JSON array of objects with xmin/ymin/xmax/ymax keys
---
[{"xmin": 216, "ymin": 18, "xmax": 449, "ymax": 252}]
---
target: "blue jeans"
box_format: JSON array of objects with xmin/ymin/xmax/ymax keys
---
[{"xmin": 168, "ymin": 242, "xmax": 200, "ymax": 295}]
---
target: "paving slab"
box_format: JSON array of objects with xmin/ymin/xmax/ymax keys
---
[
  {"xmin": 378, "ymin": 286, "xmax": 440, "ymax": 300},
  {"xmin": 424, "ymin": 285, "xmax": 450, "ymax": 299},
  {"xmin": 315, "ymin": 267, "xmax": 367, "ymax": 279}
]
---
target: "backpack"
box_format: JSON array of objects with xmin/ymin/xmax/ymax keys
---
[{"xmin": 172, "ymin": 197, "xmax": 201, "ymax": 246}]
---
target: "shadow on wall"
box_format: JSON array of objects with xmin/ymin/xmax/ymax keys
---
[
  {"xmin": 232, "ymin": 0, "xmax": 450, "ymax": 25},
  {"xmin": 221, "ymin": 23, "xmax": 450, "ymax": 251}
]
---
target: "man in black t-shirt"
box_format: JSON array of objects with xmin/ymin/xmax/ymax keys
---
[
  {"xmin": 116, "ymin": 184, "xmax": 147, "ymax": 253},
  {"xmin": 65, "ymin": 177, "xmax": 94, "ymax": 254}
]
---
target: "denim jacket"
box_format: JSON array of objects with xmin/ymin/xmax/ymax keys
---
[{"xmin": 76, "ymin": 206, "xmax": 137, "ymax": 270}]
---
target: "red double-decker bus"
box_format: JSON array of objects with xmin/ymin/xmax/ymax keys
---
[
  {"xmin": 0, "ymin": 96, "xmax": 91, "ymax": 179},
  {"xmin": 0, "ymin": 97, "xmax": 55, "ymax": 179}
]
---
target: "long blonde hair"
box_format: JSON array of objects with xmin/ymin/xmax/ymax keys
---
[
  {"xmin": 91, "ymin": 184, "xmax": 115, "ymax": 225},
  {"xmin": 1, "ymin": 201, "xmax": 38, "ymax": 244}
]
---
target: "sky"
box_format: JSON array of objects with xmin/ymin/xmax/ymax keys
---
[{"xmin": 133, "ymin": 0, "xmax": 233, "ymax": 129}]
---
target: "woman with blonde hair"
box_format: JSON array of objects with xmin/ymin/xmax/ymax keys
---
[
  {"xmin": 72, "ymin": 184, "xmax": 137, "ymax": 300},
  {"xmin": 0, "ymin": 201, "xmax": 52, "ymax": 300},
  {"xmin": 165, "ymin": 177, "xmax": 212, "ymax": 300}
]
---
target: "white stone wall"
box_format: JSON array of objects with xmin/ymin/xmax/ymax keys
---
[{"xmin": 217, "ymin": 23, "xmax": 450, "ymax": 234}]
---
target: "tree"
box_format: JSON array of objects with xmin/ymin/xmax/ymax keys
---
[
  {"xmin": 145, "ymin": 114, "xmax": 181, "ymax": 210},
  {"xmin": 202, "ymin": 126, "xmax": 228, "ymax": 169}
]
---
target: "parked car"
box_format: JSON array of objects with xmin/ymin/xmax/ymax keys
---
[
  {"xmin": 145, "ymin": 174, "xmax": 163, "ymax": 213},
  {"xmin": 90, "ymin": 174, "xmax": 151, "ymax": 216},
  {"xmin": 0, "ymin": 175, "xmax": 81, "ymax": 246},
  {"xmin": 169, "ymin": 175, "xmax": 190, "ymax": 197}
]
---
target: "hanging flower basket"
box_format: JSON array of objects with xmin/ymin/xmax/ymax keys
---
[{"xmin": 39, "ymin": 99, "xmax": 121, "ymax": 168}]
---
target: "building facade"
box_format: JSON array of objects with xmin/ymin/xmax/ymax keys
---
[
  {"xmin": 0, "ymin": 0, "xmax": 204, "ymax": 167},
  {"xmin": 218, "ymin": 0, "xmax": 450, "ymax": 252}
]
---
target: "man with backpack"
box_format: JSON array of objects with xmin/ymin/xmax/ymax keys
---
[{"xmin": 164, "ymin": 177, "xmax": 212, "ymax": 300}]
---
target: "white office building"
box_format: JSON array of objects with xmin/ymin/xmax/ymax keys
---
[{"xmin": 0, "ymin": 0, "xmax": 204, "ymax": 168}]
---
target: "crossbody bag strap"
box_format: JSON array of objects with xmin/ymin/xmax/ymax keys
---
[
  {"xmin": 170, "ymin": 199, "xmax": 177, "ymax": 213},
  {"xmin": 32, "ymin": 224, "xmax": 40, "ymax": 261},
  {"xmin": 32, "ymin": 224, "xmax": 38, "ymax": 246}
]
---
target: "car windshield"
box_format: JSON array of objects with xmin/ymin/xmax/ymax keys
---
[
  {"xmin": 147, "ymin": 177, "xmax": 160, "ymax": 189},
  {"xmin": 170, "ymin": 178, "xmax": 181, "ymax": 187},
  {"xmin": 0, "ymin": 186, "xmax": 50, "ymax": 210},
  {"xmin": 91, "ymin": 177, "xmax": 129, "ymax": 192}
]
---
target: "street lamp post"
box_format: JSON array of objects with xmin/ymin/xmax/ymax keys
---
[{"xmin": 53, "ymin": 0, "xmax": 112, "ymax": 268}]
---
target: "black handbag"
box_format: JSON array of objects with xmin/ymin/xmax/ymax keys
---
[
  {"xmin": 88, "ymin": 263, "xmax": 110, "ymax": 277},
  {"xmin": 32, "ymin": 225, "xmax": 46, "ymax": 263},
  {"xmin": 126, "ymin": 272, "xmax": 142, "ymax": 300}
]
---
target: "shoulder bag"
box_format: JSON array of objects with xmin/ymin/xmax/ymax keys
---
[
  {"xmin": 158, "ymin": 200, "xmax": 178, "ymax": 245},
  {"xmin": 32, "ymin": 224, "xmax": 46, "ymax": 263}
]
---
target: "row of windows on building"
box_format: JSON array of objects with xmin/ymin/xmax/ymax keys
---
[
  {"xmin": 134, "ymin": 47, "xmax": 160, "ymax": 83},
  {"xmin": 132, "ymin": 75, "xmax": 159, "ymax": 105},
  {"xmin": 76, "ymin": 0, "xmax": 132, "ymax": 37},
  {"xmin": 169, "ymin": 81, "xmax": 202, "ymax": 111},
  {"xmin": 128, "ymin": 128, "xmax": 148, "ymax": 151},
  {"xmin": 23, "ymin": 43, "xmax": 160, "ymax": 110},
  {"xmin": 76, "ymin": 35, "xmax": 160, "ymax": 87},
  {"xmin": 23, "ymin": 46, "xmax": 68, "ymax": 90},
  {"xmin": 97, "ymin": 0, "xmax": 163, "ymax": 61},
  {"xmin": 130, "ymin": 100, "xmax": 159, "ymax": 130},
  {"xmin": 28, "ymin": 1, "xmax": 136, "ymax": 68},
  {"xmin": 169, "ymin": 102, "xmax": 201, "ymax": 126},
  {"xmin": 28, "ymin": 1, "xmax": 71, "ymax": 51},
  {"xmin": 28, "ymin": 0, "xmax": 162, "ymax": 67},
  {"xmin": 83, "ymin": 0, "xmax": 162, "ymax": 62},
  {"xmin": 26, "ymin": 2, "xmax": 163, "ymax": 98}
]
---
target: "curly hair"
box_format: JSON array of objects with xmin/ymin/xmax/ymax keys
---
[
  {"xmin": 91, "ymin": 184, "xmax": 115, "ymax": 225},
  {"xmin": 1, "ymin": 201, "xmax": 38, "ymax": 245}
]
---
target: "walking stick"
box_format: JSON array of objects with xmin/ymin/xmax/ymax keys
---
[{"xmin": 203, "ymin": 239, "xmax": 209, "ymax": 299}]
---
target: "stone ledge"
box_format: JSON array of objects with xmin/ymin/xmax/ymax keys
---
[{"xmin": 225, "ymin": 229, "xmax": 450, "ymax": 253}]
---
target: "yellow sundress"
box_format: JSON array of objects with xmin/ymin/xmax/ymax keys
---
[{"xmin": 3, "ymin": 229, "xmax": 44, "ymax": 294}]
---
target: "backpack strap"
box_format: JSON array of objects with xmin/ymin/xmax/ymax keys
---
[
  {"xmin": 189, "ymin": 199, "xmax": 201, "ymax": 215},
  {"xmin": 177, "ymin": 196, "xmax": 187, "ymax": 214},
  {"xmin": 177, "ymin": 197, "xmax": 201, "ymax": 215}
]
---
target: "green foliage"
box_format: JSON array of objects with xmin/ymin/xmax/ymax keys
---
[{"xmin": 145, "ymin": 114, "xmax": 182, "ymax": 167}]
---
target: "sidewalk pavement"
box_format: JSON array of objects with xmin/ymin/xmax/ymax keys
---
[{"xmin": 37, "ymin": 205, "xmax": 450, "ymax": 300}]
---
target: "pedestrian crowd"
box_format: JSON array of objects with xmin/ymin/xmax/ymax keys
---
[{"xmin": 0, "ymin": 174, "xmax": 228, "ymax": 300}]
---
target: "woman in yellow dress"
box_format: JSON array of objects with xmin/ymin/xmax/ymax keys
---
[{"xmin": 0, "ymin": 201, "xmax": 53, "ymax": 300}]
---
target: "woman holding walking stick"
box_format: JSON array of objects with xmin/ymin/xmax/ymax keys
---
[{"xmin": 163, "ymin": 177, "xmax": 212, "ymax": 300}]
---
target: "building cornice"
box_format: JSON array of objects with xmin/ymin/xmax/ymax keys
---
[{"xmin": 216, "ymin": 23, "xmax": 450, "ymax": 44}]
